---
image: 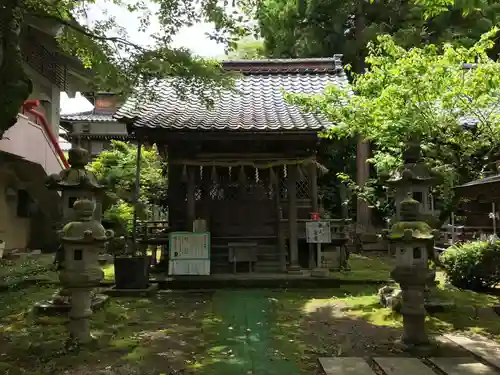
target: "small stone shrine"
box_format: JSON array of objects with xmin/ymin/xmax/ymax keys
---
[
  {"xmin": 59, "ymin": 199, "xmax": 113, "ymax": 344},
  {"xmin": 35, "ymin": 146, "xmax": 107, "ymax": 315},
  {"xmin": 385, "ymin": 195, "xmax": 437, "ymax": 347}
]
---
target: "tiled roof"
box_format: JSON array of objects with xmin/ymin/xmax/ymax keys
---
[
  {"xmin": 457, "ymin": 174, "xmax": 500, "ymax": 189},
  {"xmin": 115, "ymin": 57, "xmax": 348, "ymax": 131},
  {"xmin": 60, "ymin": 111, "xmax": 117, "ymax": 123}
]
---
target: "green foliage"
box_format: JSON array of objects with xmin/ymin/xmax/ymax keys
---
[
  {"xmin": 225, "ymin": 37, "xmax": 267, "ymax": 59},
  {"xmin": 1, "ymin": 0, "xmax": 250, "ymax": 134},
  {"xmin": 89, "ymin": 141, "xmax": 166, "ymax": 235},
  {"xmin": 440, "ymin": 240, "xmax": 500, "ymax": 290},
  {"xmin": 288, "ymin": 31, "xmax": 500, "ymax": 220},
  {"xmin": 103, "ymin": 200, "xmax": 135, "ymax": 236},
  {"xmin": 250, "ymin": 0, "xmax": 500, "ymax": 74}
]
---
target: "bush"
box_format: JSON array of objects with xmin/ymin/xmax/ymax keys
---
[
  {"xmin": 103, "ymin": 200, "xmax": 134, "ymax": 236},
  {"xmin": 440, "ymin": 240, "xmax": 500, "ymax": 290}
]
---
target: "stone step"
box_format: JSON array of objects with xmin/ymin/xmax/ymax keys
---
[
  {"xmin": 429, "ymin": 357, "xmax": 499, "ymax": 375},
  {"xmin": 373, "ymin": 357, "xmax": 436, "ymax": 375},
  {"xmin": 319, "ymin": 357, "xmax": 375, "ymax": 375},
  {"xmin": 319, "ymin": 357, "xmax": 500, "ymax": 375},
  {"xmin": 253, "ymin": 261, "xmax": 282, "ymax": 273},
  {"xmin": 442, "ymin": 334, "xmax": 500, "ymax": 370}
]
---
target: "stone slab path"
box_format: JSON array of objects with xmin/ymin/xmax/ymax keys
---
[
  {"xmin": 319, "ymin": 334, "xmax": 500, "ymax": 374},
  {"xmin": 374, "ymin": 357, "xmax": 436, "ymax": 375},
  {"xmin": 319, "ymin": 357, "xmax": 500, "ymax": 374},
  {"xmin": 429, "ymin": 357, "xmax": 499, "ymax": 375},
  {"xmin": 319, "ymin": 357, "xmax": 374, "ymax": 375},
  {"xmin": 443, "ymin": 334, "xmax": 500, "ymax": 370}
]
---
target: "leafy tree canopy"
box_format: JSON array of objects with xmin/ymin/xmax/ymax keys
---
[
  {"xmin": 89, "ymin": 140, "xmax": 166, "ymax": 234},
  {"xmin": 250, "ymin": 0, "xmax": 500, "ymax": 73},
  {"xmin": 225, "ymin": 37, "xmax": 267, "ymax": 59},
  {"xmin": 287, "ymin": 29, "xmax": 500, "ymax": 219},
  {"xmin": 2, "ymin": 0, "xmax": 247, "ymax": 135}
]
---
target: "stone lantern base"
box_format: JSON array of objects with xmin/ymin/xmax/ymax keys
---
[{"xmin": 34, "ymin": 291, "xmax": 109, "ymax": 316}]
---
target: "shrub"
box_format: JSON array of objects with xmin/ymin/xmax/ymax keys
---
[
  {"xmin": 103, "ymin": 200, "xmax": 134, "ymax": 236},
  {"xmin": 440, "ymin": 240, "xmax": 500, "ymax": 290}
]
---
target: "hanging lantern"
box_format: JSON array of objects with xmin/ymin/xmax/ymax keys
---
[
  {"xmin": 211, "ymin": 165, "xmax": 218, "ymax": 183},
  {"xmin": 181, "ymin": 164, "xmax": 188, "ymax": 183}
]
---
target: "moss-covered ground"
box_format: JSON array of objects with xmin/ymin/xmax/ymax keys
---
[{"xmin": 0, "ymin": 252, "xmax": 499, "ymax": 374}]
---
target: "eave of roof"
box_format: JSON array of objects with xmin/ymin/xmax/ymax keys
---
[
  {"xmin": 457, "ymin": 174, "xmax": 500, "ymax": 189},
  {"xmin": 115, "ymin": 57, "xmax": 347, "ymax": 132},
  {"xmin": 60, "ymin": 111, "xmax": 117, "ymax": 123}
]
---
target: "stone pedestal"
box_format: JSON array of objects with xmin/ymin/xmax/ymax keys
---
[
  {"xmin": 391, "ymin": 265, "xmax": 429, "ymax": 347},
  {"xmin": 68, "ymin": 288, "xmax": 93, "ymax": 344},
  {"xmin": 57, "ymin": 199, "xmax": 113, "ymax": 345}
]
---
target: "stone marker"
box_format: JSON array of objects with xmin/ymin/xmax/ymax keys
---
[
  {"xmin": 374, "ymin": 357, "xmax": 435, "ymax": 375},
  {"xmin": 318, "ymin": 357, "xmax": 375, "ymax": 375},
  {"xmin": 443, "ymin": 334, "xmax": 500, "ymax": 370},
  {"xmin": 429, "ymin": 357, "xmax": 499, "ymax": 375}
]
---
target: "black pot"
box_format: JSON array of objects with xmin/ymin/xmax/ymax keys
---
[{"xmin": 114, "ymin": 255, "xmax": 150, "ymax": 290}]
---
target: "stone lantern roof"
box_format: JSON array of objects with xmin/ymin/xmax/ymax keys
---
[
  {"xmin": 46, "ymin": 146, "xmax": 105, "ymax": 191},
  {"xmin": 386, "ymin": 196, "xmax": 435, "ymax": 242},
  {"xmin": 61, "ymin": 200, "xmax": 113, "ymax": 243},
  {"xmin": 386, "ymin": 141, "xmax": 436, "ymax": 188}
]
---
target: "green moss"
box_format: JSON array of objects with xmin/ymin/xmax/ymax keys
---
[
  {"xmin": 331, "ymin": 253, "xmax": 394, "ymax": 281},
  {"xmin": 388, "ymin": 221, "xmax": 434, "ymax": 239},
  {"xmin": 101, "ymin": 264, "xmax": 115, "ymax": 282}
]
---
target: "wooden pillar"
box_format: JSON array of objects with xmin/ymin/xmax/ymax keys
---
[
  {"xmin": 356, "ymin": 138, "xmax": 371, "ymax": 228},
  {"xmin": 339, "ymin": 184, "xmax": 349, "ymax": 219},
  {"xmin": 132, "ymin": 140, "xmax": 142, "ymax": 251},
  {"xmin": 275, "ymin": 178, "xmax": 286, "ymax": 272},
  {"xmin": 186, "ymin": 166, "xmax": 196, "ymax": 232},
  {"xmin": 287, "ymin": 164, "xmax": 300, "ymax": 271},
  {"xmin": 308, "ymin": 161, "xmax": 318, "ymax": 269}
]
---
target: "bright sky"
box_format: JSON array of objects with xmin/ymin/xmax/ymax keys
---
[{"xmin": 60, "ymin": 0, "xmax": 226, "ymax": 114}]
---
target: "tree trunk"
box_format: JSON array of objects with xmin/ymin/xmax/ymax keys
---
[
  {"xmin": 354, "ymin": 0, "xmax": 372, "ymax": 228},
  {"xmin": 0, "ymin": 0, "xmax": 33, "ymax": 138}
]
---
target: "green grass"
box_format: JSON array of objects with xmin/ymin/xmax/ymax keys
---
[
  {"xmin": 331, "ymin": 252, "xmax": 394, "ymax": 281},
  {"xmin": 0, "ymin": 255, "xmax": 55, "ymax": 287},
  {"xmin": 101, "ymin": 263, "xmax": 115, "ymax": 282},
  {"xmin": 2, "ymin": 252, "xmax": 500, "ymax": 373}
]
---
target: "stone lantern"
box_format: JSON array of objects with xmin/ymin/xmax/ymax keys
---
[
  {"xmin": 59, "ymin": 199, "xmax": 113, "ymax": 344},
  {"xmin": 35, "ymin": 146, "xmax": 106, "ymax": 315},
  {"xmin": 386, "ymin": 140, "xmax": 446, "ymax": 306},
  {"xmin": 386, "ymin": 195, "xmax": 437, "ymax": 347},
  {"xmin": 46, "ymin": 146, "xmax": 105, "ymax": 224},
  {"xmin": 386, "ymin": 140, "xmax": 436, "ymax": 220}
]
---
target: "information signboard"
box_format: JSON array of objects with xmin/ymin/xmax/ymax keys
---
[
  {"xmin": 168, "ymin": 232, "xmax": 210, "ymax": 275},
  {"xmin": 306, "ymin": 221, "xmax": 332, "ymax": 244}
]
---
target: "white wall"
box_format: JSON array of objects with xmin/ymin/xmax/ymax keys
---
[{"xmin": 0, "ymin": 169, "xmax": 31, "ymax": 250}]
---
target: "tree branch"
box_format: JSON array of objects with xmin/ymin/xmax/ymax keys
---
[{"xmin": 29, "ymin": 12, "xmax": 147, "ymax": 52}]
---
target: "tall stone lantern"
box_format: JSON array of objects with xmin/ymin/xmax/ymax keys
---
[
  {"xmin": 386, "ymin": 195, "xmax": 437, "ymax": 347},
  {"xmin": 35, "ymin": 146, "xmax": 106, "ymax": 313},
  {"xmin": 59, "ymin": 199, "xmax": 113, "ymax": 344},
  {"xmin": 386, "ymin": 140, "xmax": 445, "ymax": 302}
]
